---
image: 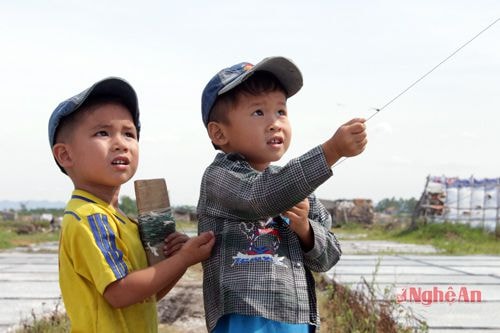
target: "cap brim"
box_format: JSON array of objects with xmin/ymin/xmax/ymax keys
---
[{"xmin": 218, "ymin": 56, "xmax": 303, "ymax": 97}]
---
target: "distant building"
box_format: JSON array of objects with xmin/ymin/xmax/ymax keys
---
[
  {"xmin": 40, "ymin": 213, "xmax": 53, "ymax": 222},
  {"xmin": 320, "ymin": 199, "xmax": 374, "ymax": 226},
  {"xmin": 172, "ymin": 207, "xmax": 197, "ymax": 222},
  {"xmin": 173, "ymin": 211, "xmax": 191, "ymax": 222},
  {"xmin": 0, "ymin": 210, "xmax": 17, "ymax": 221},
  {"xmin": 413, "ymin": 175, "xmax": 500, "ymax": 234}
]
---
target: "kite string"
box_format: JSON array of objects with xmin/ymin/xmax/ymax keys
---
[
  {"xmin": 368, "ymin": 16, "xmax": 500, "ymax": 121},
  {"xmin": 333, "ymin": 16, "xmax": 500, "ymax": 168}
]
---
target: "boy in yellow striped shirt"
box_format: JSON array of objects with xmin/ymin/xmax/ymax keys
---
[{"xmin": 49, "ymin": 77, "xmax": 214, "ymax": 332}]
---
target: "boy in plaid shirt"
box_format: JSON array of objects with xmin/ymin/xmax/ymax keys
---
[{"xmin": 198, "ymin": 57, "xmax": 367, "ymax": 332}]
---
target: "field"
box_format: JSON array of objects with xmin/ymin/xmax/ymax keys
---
[
  {"xmin": 0, "ymin": 220, "xmax": 59, "ymax": 250},
  {"xmin": 337, "ymin": 218, "xmax": 500, "ymax": 255},
  {"xmin": 2, "ymin": 218, "xmax": 435, "ymax": 332},
  {"xmin": 4, "ymin": 216, "xmax": 498, "ymax": 332}
]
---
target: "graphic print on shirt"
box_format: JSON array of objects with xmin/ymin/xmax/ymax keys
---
[{"xmin": 231, "ymin": 217, "xmax": 287, "ymax": 267}]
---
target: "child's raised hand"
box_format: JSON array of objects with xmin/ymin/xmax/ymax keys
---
[
  {"xmin": 322, "ymin": 118, "xmax": 367, "ymax": 166},
  {"xmin": 282, "ymin": 198, "xmax": 311, "ymax": 244},
  {"xmin": 179, "ymin": 231, "xmax": 215, "ymax": 265},
  {"xmin": 163, "ymin": 232, "xmax": 189, "ymax": 257}
]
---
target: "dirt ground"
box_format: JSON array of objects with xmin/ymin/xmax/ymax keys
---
[{"xmin": 157, "ymin": 264, "xmax": 208, "ymax": 333}]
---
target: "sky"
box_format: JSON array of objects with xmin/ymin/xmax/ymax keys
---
[{"xmin": 1, "ymin": 1, "xmax": 499, "ymax": 207}]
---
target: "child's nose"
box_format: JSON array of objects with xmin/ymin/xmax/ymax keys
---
[
  {"xmin": 268, "ymin": 118, "xmax": 282, "ymax": 132},
  {"xmin": 113, "ymin": 135, "xmax": 129, "ymax": 151}
]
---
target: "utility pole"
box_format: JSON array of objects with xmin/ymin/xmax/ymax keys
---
[{"xmin": 496, "ymin": 181, "xmax": 500, "ymax": 239}]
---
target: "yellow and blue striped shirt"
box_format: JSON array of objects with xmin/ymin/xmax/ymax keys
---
[{"xmin": 59, "ymin": 189, "xmax": 157, "ymax": 332}]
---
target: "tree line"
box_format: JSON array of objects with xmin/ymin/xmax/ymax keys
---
[
  {"xmin": 374, "ymin": 197, "xmax": 418, "ymax": 214},
  {"xmin": 7, "ymin": 196, "xmax": 418, "ymax": 217}
]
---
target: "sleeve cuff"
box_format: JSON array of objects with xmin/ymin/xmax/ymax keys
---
[
  {"xmin": 303, "ymin": 219, "xmax": 328, "ymax": 260},
  {"xmin": 299, "ymin": 145, "xmax": 333, "ymax": 190}
]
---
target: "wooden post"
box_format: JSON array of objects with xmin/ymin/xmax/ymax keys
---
[
  {"xmin": 482, "ymin": 181, "xmax": 487, "ymax": 230},
  {"xmin": 469, "ymin": 175, "xmax": 474, "ymax": 227},
  {"xmin": 456, "ymin": 179, "xmax": 461, "ymax": 225},
  {"xmin": 411, "ymin": 175, "xmax": 430, "ymax": 229},
  {"xmin": 496, "ymin": 181, "xmax": 500, "ymax": 240},
  {"xmin": 134, "ymin": 178, "xmax": 175, "ymax": 265},
  {"xmin": 135, "ymin": 178, "xmax": 170, "ymax": 213}
]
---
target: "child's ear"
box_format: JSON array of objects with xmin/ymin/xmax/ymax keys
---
[
  {"xmin": 207, "ymin": 122, "xmax": 228, "ymax": 147},
  {"xmin": 52, "ymin": 143, "xmax": 74, "ymax": 169}
]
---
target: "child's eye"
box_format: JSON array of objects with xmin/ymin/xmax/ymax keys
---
[
  {"xmin": 277, "ymin": 109, "xmax": 287, "ymax": 116},
  {"xmin": 252, "ymin": 110, "xmax": 264, "ymax": 116},
  {"xmin": 125, "ymin": 132, "xmax": 137, "ymax": 139},
  {"xmin": 96, "ymin": 131, "xmax": 109, "ymax": 137}
]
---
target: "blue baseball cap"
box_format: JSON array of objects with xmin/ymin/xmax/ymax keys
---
[
  {"xmin": 201, "ymin": 56, "xmax": 303, "ymax": 127},
  {"xmin": 48, "ymin": 77, "xmax": 140, "ymax": 173},
  {"xmin": 48, "ymin": 77, "xmax": 140, "ymax": 148}
]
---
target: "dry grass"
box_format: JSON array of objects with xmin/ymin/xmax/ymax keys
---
[
  {"xmin": 15, "ymin": 303, "xmax": 70, "ymax": 333},
  {"xmin": 14, "ymin": 276, "xmax": 428, "ymax": 333},
  {"xmin": 317, "ymin": 274, "xmax": 428, "ymax": 333}
]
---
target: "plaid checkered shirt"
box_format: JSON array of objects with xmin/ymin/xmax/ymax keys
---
[{"xmin": 197, "ymin": 145, "xmax": 342, "ymax": 332}]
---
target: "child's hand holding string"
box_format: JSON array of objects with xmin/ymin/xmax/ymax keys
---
[{"xmin": 322, "ymin": 118, "xmax": 367, "ymax": 167}]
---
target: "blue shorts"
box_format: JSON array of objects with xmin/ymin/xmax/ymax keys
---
[{"xmin": 213, "ymin": 314, "xmax": 314, "ymax": 333}]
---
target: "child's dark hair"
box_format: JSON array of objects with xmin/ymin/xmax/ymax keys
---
[{"xmin": 208, "ymin": 71, "xmax": 287, "ymax": 125}]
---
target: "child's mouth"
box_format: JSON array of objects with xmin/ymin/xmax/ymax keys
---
[
  {"xmin": 112, "ymin": 157, "xmax": 129, "ymax": 165},
  {"xmin": 267, "ymin": 137, "xmax": 283, "ymax": 145}
]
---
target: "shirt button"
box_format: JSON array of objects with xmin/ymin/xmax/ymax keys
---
[{"xmin": 295, "ymin": 262, "xmax": 302, "ymax": 268}]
